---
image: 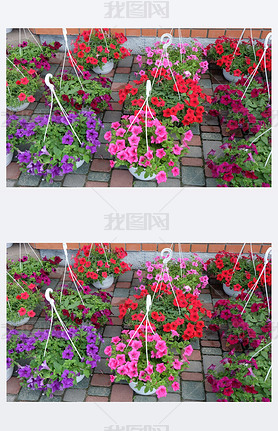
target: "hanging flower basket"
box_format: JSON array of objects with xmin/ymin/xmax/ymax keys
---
[
  {"xmin": 129, "ymin": 380, "xmax": 156, "ymax": 395},
  {"xmin": 93, "ymin": 275, "xmax": 114, "ymax": 289},
  {"xmin": 7, "ymin": 101, "xmax": 30, "ymax": 112},
  {"xmin": 128, "ymin": 167, "xmax": 156, "ymax": 181},
  {"xmin": 93, "ymin": 60, "xmax": 114, "ymax": 75}
]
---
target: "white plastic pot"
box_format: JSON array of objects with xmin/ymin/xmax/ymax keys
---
[
  {"xmin": 6, "ymin": 150, "xmax": 14, "ymax": 166},
  {"xmin": 6, "ymin": 28, "xmax": 13, "ymax": 34},
  {"xmin": 7, "ymin": 102, "xmax": 30, "ymax": 112},
  {"xmin": 129, "ymin": 381, "xmax": 156, "ymax": 395},
  {"xmin": 93, "ymin": 275, "xmax": 114, "ymax": 289},
  {"xmin": 7, "ymin": 316, "xmax": 30, "ymax": 327},
  {"xmin": 76, "ymin": 159, "xmax": 85, "ymax": 169},
  {"xmin": 7, "ymin": 365, "xmax": 14, "ymax": 381},
  {"xmin": 6, "ymin": 243, "xmax": 13, "ymax": 248},
  {"xmin": 93, "ymin": 60, "xmax": 114, "ymax": 75},
  {"xmin": 75, "ymin": 374, "xmax": 85, "ymax": 383},
  {"xmin": 223, "ymin": 283, "xmax": 241, "ymax": 297},
  {"xmin": 223, "ymin": 69, "xmax": 242, "ymax": 83},
  {"xmin": 129, "ymin": 167, "xmax": 156, "ymax": 181}
]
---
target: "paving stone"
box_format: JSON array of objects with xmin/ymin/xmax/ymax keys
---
[
  {"xmin": 201, "ymin": 125, "xmax": 221, "ymax": 133},
  {"xmin": 158, "ymin": 179, "xmax": 180, "ymax": 187},
  {"xmin": 201, "ymin": 115, "xmax": 219, "ymax": 126},
  {"xmin": 74, "ymin": 376, "xmax": 90, "ymax": 389},
  {"xmin": 74, "ymin": 162, "xmax": 90, "ymax": 175},
  {"xmin": 181, "ymin": 381, "xmax": 205, "ymax": 401},
  {"xmin": 202, "ymin": 347, "xmax": 223, "ymax": 355},
  {"xmin": 98, "ymin": 338, "xmax": 112, "ymax": 357},
  {"xmin": 110, "ymin": 169, "xmax": 133, "ymax": 187},
  {"xmin": 117, "ymin": 57, "xmax": 133, "ymax": 67},
  {"xmin": 113, "ymin": 74, "xmax": 129, "ymax": 83},
  {"xmin": 86, "ymin": 396, "xmax": 109, "ymax": 402},
  {"xmin": 103, "ymin": 325, "xmax": 122, "ymax": 337},
  {"xmin": 201, "ymin": 132, "xmax": 223, "ymax": 141},
  {"xmin": 199, "ymin": 293, "xmax": 212, "ymax": 303},
  {"xmin": 185, "ymin": 361, "xmax": 203, "ymax": 373},
  {"xmin": 118, "ymin": 271, "xmax": 133, "ymax": 282},
  {"xmin": 181, "ymin": 372, "xmax": 203, "ymax": 381},
  {"xmin": 203, "ymin": 140, "xmax": 224, "ymax": 159},
  {"xmin": 90, "ymin": 158, "xmax": 111, "ymax": 172},
  {"xmin": 7, "ymin": 394, "xmax": 17, "ymax": 402},
  {"xmin": 111, "ymin": 92, "xmax": 120, "ymax": 102},
  {"xmin": 206, "ymin": 178, "xmax": 218, "ymax": 187},
  {"xmin": 39, "ymin": 181, "xmax": 61, "ymax": 187},
  {"xmin": 17, "ymin": 388, "xmax": 41, "ymax": 401},
  {"xmin": 94, "ymin": 144, "xmax": 112, "ymax": 160},
  {"xmin": 113, "ymin": 288, "xmax": 130, "ymax": 298},
  {"xmin": 87, "ymin": 386, "xmax": 111, "ymax": 396},
  {"xmin": 110, "ymin": 383, "xmax": 133, "ymax": 402},
  {"xmin": 206, "ymin": 392, "xmax": 218, "ymax": 402},
  {"xmin": 134, "ymin": 395, "xmax": 157, "ymax": 402},
  {"xmin": 111, "ymin": 306, "xmax": 120, "ymax": 317},
  {"xmin": 199, "ymin": 79, "xmax": 212, "ymax": 88},
  {"xmin": 202, "ymin": 355, "xmax": 223, "ymax": 374},
  {"xmin": 187, "ymin": 146, "xmax": 202, "ymax": 158},
  {"xmin": 6, "ymin": 162, "xmax": 21, "ymax": 180},
  {"xmin": 7, "ymin": 377, "xmax": 21, "ymax": 394},
  {"xmin": 103, "ymin": 110, "xmax": 122, "ymax": 122},
  {"xmin": 201, "ymin": 330, "xmax": 220, "ymax": 341},
  {"xmin": 63, "ymin": 388, "xmax": 86, "ymax": 402},
  {"xmin": 181, "ymin": 166, "xmax": 205, "ymax": 186},
  {"xmin": 98, "ymin": 122, "xmax": 112, "ymax": 144},
  {"xmin": 189, "ymin": 135, "xmax": 201, "ymax": 146},
  {"xmin": 33, "ymin": 103, "xmax": 51, "ymax": 114},
  {"xmin": 190, "ymin": 338, "xmax": 200, "ymax": 350},
  {"xmin": 190, "ymin": 123, "xmax": 200, "ymax": 135},
  {"xmin": 17, "ymin": 173, "xmax": 41, "ymax": 187},
  {"xmin": 94, "ymin": 358, "xmax": 111, "ymax": 375},
  {"xmin": 158, "ymin": 393, "xmax": 181, "ymax": 402},
  {"xmin": 34, "ymin": 318, "xmax": 51, "ymax": 329},
  {"xmin": 40, "ymin": 395, "xmax": 62, "ymax": 402},
  {"xmin": 133, "ymin": 180, "xmax": 157, "ymax": 187},
  {"xmin": 63, "ymin": 174, "xmax": 86, "ymax": 187},
  {"xmin": 41, "ymin": 64, "xmax": 59, "ymax": 77},
  {"xmin": 6, "ymin": 180, "xmax": 17, "ymax": 187},
  {"xmin": 87, "ymin": 171, "xmax": 110, "ymax": 182},
  {"xmin": 91, "ymin": 373, "xmax": 112, "ymax": 387}
]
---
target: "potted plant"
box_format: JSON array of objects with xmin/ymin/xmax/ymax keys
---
[
  {"xmin": 6, "ymin": 66, "xmax": 41, "ymax": 111},
  {"xmin": 44, "ymin": 286, "xmax": 113, "ymax": 328},
  {"xmin": 7, "ymin": 253, "xmax": 62, "ymax": 288},
  {"xmin": 206, "ymin": 340, "xmax": 271, "ymax": 401},
  {"xmin": 7, "ymin": 40, "xmax": 62, "ymax": 73},
  {"xmin": 44, "ymin": 70, "xmax": 113, "ymax": 113},
  {"xmin": 206, "ymin": 126, "xmax": 271, "ymax": 187},
  {"xmin": 206, "ymin": 36, "xmax": 271, "ymax": 82},
  {"xmin": 70, "ymin": 29, "xmax": 131, "ymax": 74},
  {"xmin": 137, "ymin": 39, "xmax": 208, "ymax": 81},
  {"xmin": 120, "ymin": 282, "xmax": 212, "ymax": 342},
  {"xmin": 119, "ymin": 70, "xmax": 211, "ymax": 128},
  {"xmin": 209, "ymin": 76, "xmax": 271, "ymax": 136},
  {"xmin": 15, "ymin": 324, "xmax": 102, "ymax": 397},
  {"xmin": 7, "ymin": 329, "xmax": 28, "ymax": 380},
  {"xmin": 205, "ymin": 251, "xmax": 271, "ymax": 296},
  {"xmin": 105, "ymin": 329, "xmax": 193, "ymax": 397},
  {"xmin": 6, "ymin": 281, "xmax": 42, "ymax": 326},
  {"xmin": 6, "ymin": 114, "xmax": 21, "ymax": 166},
  {"xmin": 12, "ymin": 110, "xmax": 102, "ymax": 182},
  {"xmin": 104, "ymin": 115, "xmax": 192, "ymax": 183},
  {"xmin": 136, "ymin": 253, "xmax": 208, "ymax": 293},
  {"xmin": 69, "ymin": 244, "xmax": 131, "ymax": 289}
]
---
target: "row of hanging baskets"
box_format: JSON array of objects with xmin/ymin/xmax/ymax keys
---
[{"xmin": 7, "ymin": 243, "xmax": 272, "ymax": 401}]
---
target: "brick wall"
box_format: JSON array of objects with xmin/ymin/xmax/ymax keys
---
[
  {"xmin": 30, "ymin": 243, "xmax": 271, "ymax": 254},
  {"xmin": 30, "ymin": 28, "xmax": 271, "ymax": 39}
]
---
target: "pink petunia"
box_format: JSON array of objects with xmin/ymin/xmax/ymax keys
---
[
  {"xmin": 104, "ymin": 131, "xmax": 112, "ymax": 142},
  {"xmin": 156, "ymin": 148, "xmax": 166, "ymax": 159},
  {"xmin": 172, "ymin": 167, "xmax": 179, "ymax": 177},
  {"xmin": 156, "ymin": 385, "xmax": 167, "ymax": 398},
  {"xmin": 104, "ymin": 346, "xmax": 112, "ymax": 356},
  {"xmin": 156, "ymin": 363, "xmax": 166, "ymax": 373},
  {"xmin": 172, "ymin": 381, "xmax": 180, "ymax": 391},
  {"xmin": 156, "ymin": 171, "xmax": 167, "ymax": 184},
  {"xmin": 111, "ymin": 122, "xmax": 120, "ymax": 129}
]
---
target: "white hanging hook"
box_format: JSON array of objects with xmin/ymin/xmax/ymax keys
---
[
  {"xmin": 161, "ymin": 33, "xmax": 172, "ymax": 50},
  {"xmin": 264, "ymin": 247, "xmax": 272, "ymax": 265},
  {"xmin": 63, "ymin": 242, "xmax": 67, "ymax": 254},
  {"xmin": 45, "ymin": 288, "xmax": 55, "ymax": 307},
  {"xmin": 62, "ymin": 28, "xmax": 67, "ymax": 39},
  {"xmin": 161, "ymin": 247, "xmax": 172, "ymax": 266},
  {"xmin": 146, "ymin": 80, "xmax": 152, "ymax": 97},
  {"xmin": 146, "ymin": 294, "xmax": 152, "ymax": 312},
  {"xmin": 45, "ymin": 73, "xmax": 54, "ymax": 92},
  {"xmin": 264, "ymin": 33, "xmax": 272, "ymax": 50}
]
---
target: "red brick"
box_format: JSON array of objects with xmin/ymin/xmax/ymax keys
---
[
  {"xmin": 202, "ymin": 88, "xmax": 213, "ymax": 96},
  {"xmin": 91, "ymin": 373, "xmax": 111, "ymax": 387},
  {"xmin": 7, "ymin": 377, "xmax": 21, "ymax": 394},
  {"xmin": 16, "ymin": 324, "xmax": 33, "ymax": 330},
  {"xmin": 115, "ymin": 67, "xmax": 131, "ymax": 74},
  {"xmin": 142, "ymin": 243, "xmax": 157, "ymax": 251},
  {"xmin": 110, "ymin": 384, "xmax": 133, "ymax": 402},
  {"xmin": 142, "ymin": 29, "xmax": 157, "ymax": 37},
  {"xmin": 126, "ymin": 29, "xmax": 141, "ymax": 36},
  {"xmin": 6, "ymin": 162, "xmax": 21, "ymax": 180},
  {"xmin": 111, "ymin": 316, "xmax": 123, "ymax": 325},
  {"xmin": 189, "ymin": 135, "xmax": 201, "ymax": 146},
  {"xmin": 191, "ymin": 244, "xmax": 208, "ymax": 253},
  {"xmin": 261, "ymin": 30, "xmax": 272, "ymax": 39},
  {"xmin": 244, "ymin": 29, "xmax": 261, "ymax": 38},
  {"xmin": 181, "ymin": 372, "xmax": 203, "ymax": 381},
  {"xmin": 204, "ymin": 303, "xmax": 214, "ymax": 311},
  {"xmin": 205, "ymin": 166, "xmax": 213, "ymax": 178},
  {"xmin": 225, "ymin": 29, "xmax": 244, "ymax": 38},
  {"xmin": 126, "ymin": 244, "xmax": 141, "ymax": 251},
  {"xmin": 110, "ymin": 170, "xmax": 133, "ymax": 187},
  {"xmin": 85, "ymin": 181, "xmax": 109, "ymax": 187},
  {"xmin": 190, "ymin": 350, "xmax": 201, "ymax": 361},
  {"xmin": 111, "ymin": 297, "xmax": 126, "ymax": 306},
  {"xmin": 201, "ymin": 340, "xmax": 220, "ymax": 347},
  {"xmin": 261, "ymin": 244, "xmax": 272, "ymax": 253},
  {"xmin": 208, "ymin": 244, "xmax": 226, "ymax": 253},
  {"xmin": 110, "ymin": 29, "xmax": 126, "ymax": 36},
  {"xmin": 173, "ymin": 244, "xmax": 190, "ymax": 252},
  {"xmin": 158, "ymin": 244, "xmax": 172, "ymax": 252},
  {"xmin": 86, "ymin": 396, "xmax": 109, "ymax": 402},
  {"xmin": 208, "ymin": 29, "xmax": 225, "ymax": 39},
  {"xmin": 244, "ymin": 244, "xmax": 262, "ymax": 253},
  {"xmin": 181, "ymin": 157, "xmax": 203, "ymax": 167},
  {"xmin": 110, "ymin": 102, "xmax": 122, "ymax": 111},
  {"xmin": 225, "ymin": 244, "xmax": 245, "ymax": 253},
  {"xmin": 6, "ymin": 109, "xmax": 33, "ymax": 116},
  {"xmin": 104, "ymin": 69, "xmax": 115, "ymax": 78},
  {"xmin": 173, "ymin": 29, "xmax": 190, "ymax": 38},
  {"xmin": 90, "ymin": 159, "xmax": 111, "ymax": 172},
  {"xmin": 111, "ymin": 82, "xmax": 126, "ymax": 91},
  {"xmin": 191, "ymin": 29, "xmax": 208, "ymax": 38},
  {"xmin": 201, "ymin": 125, "xmax": 220, "ymax": 133},
  {"xmin": 116, "ymin": 282, "xmax": 131, "ymax": 288}
]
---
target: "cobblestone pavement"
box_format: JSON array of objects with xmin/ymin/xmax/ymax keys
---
[
  {"xmin": 7, "ymin": 268, "xmax": 239, "ymax": 402},
  {"xmin": 6, "ymin": 50, "xmax": 240, "ymax": 188}
]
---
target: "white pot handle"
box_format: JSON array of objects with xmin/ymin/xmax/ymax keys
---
[{"xmin": 161, "ymin": 32, "xmax": 172, "ymax": 50}]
